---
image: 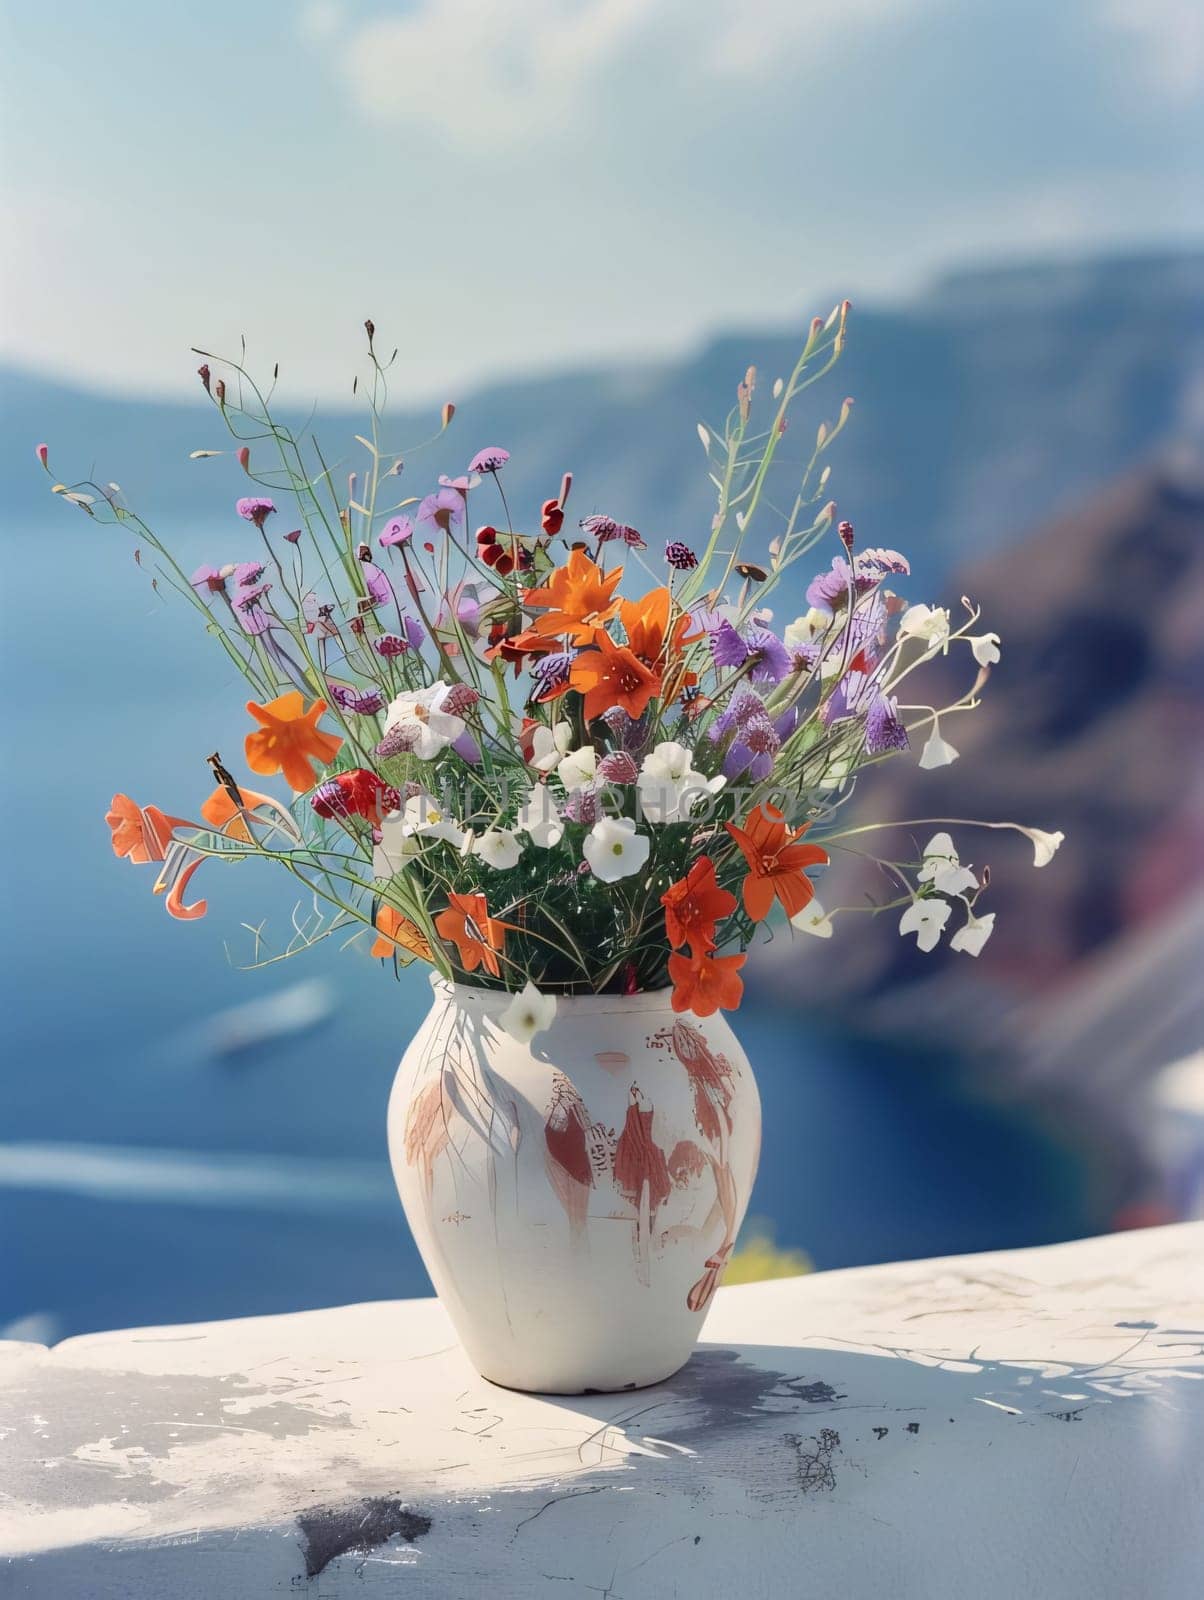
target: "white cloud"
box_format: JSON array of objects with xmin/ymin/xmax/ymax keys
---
[
  {"xmin": 1104, "ymin": 0, "xmax": 1204, "ymax": 100},
  {"xmin": 317, "ymin": 0, "xmax": 928, "ymax": 145}
]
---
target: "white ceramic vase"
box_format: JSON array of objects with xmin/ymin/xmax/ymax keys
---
[{"xmin": 387, "ymin": 977, "xmax": 761, "ymax": 1394}]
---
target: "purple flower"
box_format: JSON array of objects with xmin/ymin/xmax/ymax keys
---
[
  {"xmin": 468, "ymin": 446, "xmax": 510, "ymax": 475},
  {"xmin": 806, "ymin": 556, "xmax": 874, "ymax": 614},
  {"xmin": 372, "ymin": 616, "xmax": 426, "ymax": 657},
  {"xmin": 865, "ymin": 693, "xmax": 909, "ymax": 754},
  {"xmin": 236, "ymin": 497, "xmax": 276, "ymax": 529},
  {"xmin": 415, "ymin": 487, "xmax": 465, "ymax": 537},
  {"xmin": 191, "ymin": 564, "xmax": 227, "ymax": 597},
  {"xmin": 665, "ymin": 540, "xmax": 698, "ymax": 571},
  {"xmin": 375, "ymin": 725, "xmax": 419, "ymax": 759},
  {"xmin": 378, "ymin": 515, "xmax": 413, "ymax": 549},
  {"xmin": 443, "ymin": 684, "xmax": 481, "ymax": 716},
  {"xmin": 580, "ymin": 514, "xmax": 645, "ymax": 549},
  {"xmin": 360, "ymin": 562, "xmax": 395, "ymax": 610},
  {"xmin": 601, "ymin": 706, "xmax": 651, "ymax": 754},
  {"xmin": 232, "ymin": 582, "xmax": 273, "ymax": 636},
  {"xmin": 452, "ymin": 728, "xmax": 483, "ymax": 765},
  {"xmin": 710, "ymin": 690, "xmax": 795, "ymax": 780},
  {"xmin": 563, "ymin": 783, "xmax": 605, "ymax": 825},
  {"xmin": 530, "ymin": 650, "xmax": 576, "ymax": 698},
  {"xmin": 710, "ymin": 621, "xmax": 748, "ymax": 670},
  {"xmin": 857, "ymin": 547, "xmax": 910, "ymax": 579},
  {"xmin": 329, "ymin": 684, "xmax": 385, "ymax": 715},
  {"xmin": 438, "ymin": 473, "xmax": 475, "ymax": 491},
  {"xmin": 233, "ymin": 560, "xmax": 267, "ymax": 588},
  {"xmin": 284, "ymin": 528, "xmax": 302, "ymax": 545},
  {"xmin": 741, "ymin": 626, "xmax": 790, "ymax": 684}
]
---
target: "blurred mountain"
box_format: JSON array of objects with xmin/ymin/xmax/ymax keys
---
[
  {"xmin": 5, "ymin": 250, "xmax": 1203, "ymax": 597},
  {"xmin": 761, "ymin": 453, "xmax": 1204, "ymax": 1063}
]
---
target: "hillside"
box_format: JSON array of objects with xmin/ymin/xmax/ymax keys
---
[{"xmin": 4, "ymin": 251, "xmax": 1203, "ymax": 599}]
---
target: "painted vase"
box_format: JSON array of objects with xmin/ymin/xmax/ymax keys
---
[{"xmin": 387, "ymin": 977, "xmax": 761, "ymax": 1394}]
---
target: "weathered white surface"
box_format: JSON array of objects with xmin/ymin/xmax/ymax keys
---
[{"xmin": 2, "ymin": 1224, "xmax": 1202, "ymax": 1598}]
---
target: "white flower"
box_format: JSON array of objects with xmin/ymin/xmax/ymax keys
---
[
  {"xmin": 530, "ymin": 722, "xmax": 572, "ymax": 774},
  {"xmin": 918, "ymin": 724, "xmax": 959, "ymax": 769},
  {"xmin": 471, "ymin": 828, "xmax": 523, "ymax": 870},
  {"xmin": 374, "ymin": 794, "xmax": 467, "ymax": 875},
  {"xmin": 918, "ymin": 833, "xmax": 977, "ymax": 896},
  {"xmin": 583, "ymin": 816, "xmax": 650, "ymax": 883},
  {"xmin": 383, "ymin": 681, "xmax": 465, "ymax": 760},
  {"xmin": 636, "ymin": 740, "xmax": 724, "ymax": 824},
  {"xmin": 516, "ymin": 785, "xmax": 564, "ymax": 849},
  {"xmin": 784, "ymin": 608, "xmax": 830, "ymax": 649},
  {"xmin": 500, "ymin": 981, "xmax": 557, "ymax": 1044},
  {"xmin": 898, "ymin": 604, "xmax": 951, "ymax": 655},
  {"xmin": 790, "ymin": 899, "xmax": 834, "ymax": 938},
  {"xmin": 1022, "ymin": 827, "xmax": 1065, "ymax": 868},
  {"xmin": 899, "ymin": 897, "xmax": 952, "ymax": 953},
  {"xmin": 557, "ymin": 744, "xmax": 598, "ymax": 793},
  {"xmin": 970, "ymin": 632, "xmax": 1001, "ymax": 667},
  {"xmin": 950, "ymin": 908, "xmax": 996, "ymax": 957}
]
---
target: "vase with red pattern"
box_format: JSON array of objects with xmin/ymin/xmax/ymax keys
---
[{"xmin": 388, "ymin": 977, "xmax": 761, "ymax": 1394}]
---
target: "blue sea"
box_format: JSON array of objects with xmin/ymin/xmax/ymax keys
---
[{"xmin": 0, "ymin": 523, "xmax": 1096, "ymax": 1340}]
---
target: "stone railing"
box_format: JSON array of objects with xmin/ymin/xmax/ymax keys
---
[{"xmin": 2, "ymin": 1223, "xmax": 1202, "ymax": 1597}]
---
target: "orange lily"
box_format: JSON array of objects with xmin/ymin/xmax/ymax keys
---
[
  {"xmin": 106, "ymin": 794, "xmax": 191, "ymax": 864},
  {"xmin": 569, "ymin": 632, "xmax": 661, "ymax": 722},
  {"xmin": 200, "ymin": 782, "xmax": 296, "ymax": 844},
  {"xmin": 524, "ymin": 549, "xmax": 622, "ymax": 644},
  {"xmin": 434, "ymin": 891, "xmax": 505, "ymax": 977},
  {"xmin": 620, "ymin": 585, "xmax": 697, "ymax": 705},
  {"xmin": 668, "ymin": 948, "xmax": 746, "ymax": 1017},
  {"xmin": 724, "ymin": 803, "xmax": 828, "ymax": 922},
  {"xmin": 661, "ymin": 857, "xmax": 738, "ymax": 952},
  {"xmin": 372, "ymin": 905, "xmax": 434, "ymax": 963},
  {"xmin": 244, "ymin": 692, "xmax": 343, "ymax": 793}
]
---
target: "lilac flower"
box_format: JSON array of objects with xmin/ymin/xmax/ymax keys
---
[
  {"xmin": 806, "ymin": 556, "xmax": 874, "ymax": 615},
  {"xmin": 709, "ymin": 689, "xmax": 796, "ymax": 780},
  {"xmin": 379, "ymin": 515, "xmax": 414, "ymax": 549},
  {"xmin": 468, "ymin": 446, "xmax": 510, "ymax": 475},
  {"xmin": 741, "ymin": 626, "xmax": 791, "ymax": 684},
  {"xmin": 236, "ymin": 497, "xmax": 276, "ymax": 529},
  {"xmin": 710, "ymin": 621, "xmax": 748, "ymax": 670},
  {"xmin": 665, "ymin": 540, "xmax": 698, "ymax": 570},
  {"xmin": 530, "ymin": 651, "xmax": 576, "ymax": 699},
  {"xmin": 415, "ymin": 487, "xmax": 465, "ymax": 537},
  {"xmin": 329, "ymin": 684, "xmax": 385, "ymax": 715},
  {"xmin": 823, "ymin": 668, "xmax": 909, "ymax": 755},
  {"xmin": 232, "ymin": 582, "xmax": 273, "ymax": 636},
  {"xmin": 452, "ymin": 728, "xmax": 483, "ymax": 765},
  {"xmin": 438, "ymin": 473, "xmax": 477, "ymax": 492},
  {"xmin": 865, "ymin": 693, "xmax": 909, "ymax": 754},
  {"xmin": 233, "ymin": 560, "xmax": 267, "ymax": 588}
]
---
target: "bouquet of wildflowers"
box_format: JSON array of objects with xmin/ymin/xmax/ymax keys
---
[{"xmin": 42, "ymin": 306, "xmax": 1062, "ymax": 1039}]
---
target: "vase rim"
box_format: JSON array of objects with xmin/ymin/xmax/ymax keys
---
[{"xmin": 431, "ymin": 975, "xmax": 678, "ymax": 1014}]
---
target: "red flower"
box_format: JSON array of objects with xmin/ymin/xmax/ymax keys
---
[
  {"xmin": 661, "ymin": 857, "xmax": 737, "ymax": 952},
  {"xmin": 724, "ymin": 803, "xmax": 828, "ymax": 921},
  {"xmin": 668, "ymin": 949, "xmax": 746, "ymax": 1017},
  {"xmin": 311, "ymin": 768, "xmax": 401, "ymax": 823}
]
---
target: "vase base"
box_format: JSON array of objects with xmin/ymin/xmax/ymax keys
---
[{"xmin": 476, "ymin": 1354, "xmax": 692, "ymax": 1397}]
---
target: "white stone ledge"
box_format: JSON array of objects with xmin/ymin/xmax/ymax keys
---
[{"xmin": 2, "ymin": 1223, "xmax": 1202, "ymax": 1598}]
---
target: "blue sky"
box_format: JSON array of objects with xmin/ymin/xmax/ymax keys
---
[{"xmin": 2, "ymin": 0, "xmax": 1200, "ymax": 402}]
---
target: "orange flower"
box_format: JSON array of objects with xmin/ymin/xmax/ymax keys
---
[
  {"xmin": 434, "ymin": 891, "xmax": 505, "ymax": 977},
  {"xmin": 106, "ymin": 794, "xmax": 191, "ymax": 864},
  {"xmin": 525, "ymin": 549, "xmax": 622, "ymax": 644},
  {"xmin": 668, "ymin": 948, "xmax": 746, "ymax": 1017},
  {"xmin": 200, "ymin": 782, "xmax": 290, "ymax": 844},
  {"xmin": 724, "ymin": 803, "xmax": 828, "ymax": 922},
  {"xmin": 661, "ymin": 857, "xmax": 738, "ymax": 952},
  {"xmin": 372, "ymin": 905, "xmax": 434, "ymax": 963},
  {"xmin": 244, "ymin": 692, "xmax": 343, "ymax": 792},
  {"xmin": 569, "ymin": 632, "xmax": 661, "ymax": 721}
]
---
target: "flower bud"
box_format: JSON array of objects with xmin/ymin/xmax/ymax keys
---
[
  {"xmin": 197, "ymin": 364, "xmax": 211, "ymax": 394},
  {"xmin": 237, "ymin": 446, "xmax": 250, "ymax": 474}
]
